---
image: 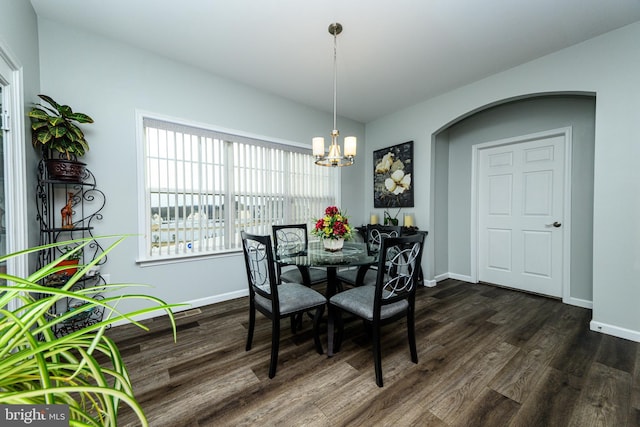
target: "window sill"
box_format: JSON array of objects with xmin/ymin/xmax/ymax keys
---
[{"xmin": 136, "ymin": 248, "xmax": 242, "ymax": 267}]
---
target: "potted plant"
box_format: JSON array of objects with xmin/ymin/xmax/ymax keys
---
[
  {"xmin": 0, "ymin": 236, "xmax": 184, "ymax": 426},
  {"xmin": 28, "ymin": 94, "xmax": 94, "ymax": 181},
  {"xmin": 383, "ymin": 208, "xmax": 401, "ymax": 226},
  {"xmin": 55, "ymin": 244, "xmax": 83, "ymax": 276}
]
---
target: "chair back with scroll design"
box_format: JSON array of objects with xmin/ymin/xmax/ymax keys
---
[
  {"xmin": 272, "ymin": 224, "xmax": 326, "ymax": 287},
  {"xmin": 328, "ymin": 233, "xmax": 425, "ymax": 387},
  {"xmin": 335, "ymin": 224, "xmax": 402, "ymax": 288},
  {"xmin": 366, "ymin": 224, "xmax": 402, "ymax": 255},
  {"xmin": 374, "ymin": 234, "xmax": 424, "ymax": 317},
  {"xmin": 241, "ymin": 231, "xmax": 326, "ymax": 378},
  {"xmin": 273, "ymin": 224, "xmax": 308, "ymax": 257}
]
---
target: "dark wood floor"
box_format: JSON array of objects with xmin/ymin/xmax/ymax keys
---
[{"xmin": 107, "ymin": 279, "xmax": 640, "ymax": 426}]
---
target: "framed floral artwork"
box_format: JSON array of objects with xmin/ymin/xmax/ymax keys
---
[{"xmin": 373, "ymin": 141, "xmax": 414, "ymax": 208}]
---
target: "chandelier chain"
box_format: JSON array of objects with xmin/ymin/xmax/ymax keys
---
[{"xmin": 333, "ymin": 26, "xmax": 338, "ymax": 132}]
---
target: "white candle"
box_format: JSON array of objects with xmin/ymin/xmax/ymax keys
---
[
  {"xmin": 370, "ymin": 214, "xmax": 378, "ymax": 225},
  {"xmin": 404, "ymin": 214, "xmax": 414, "ymax": 227}
]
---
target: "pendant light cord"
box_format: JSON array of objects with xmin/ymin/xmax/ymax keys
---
[{"xmin": 333, "ymin": 27, "xmax": 338, "ymax": 132}]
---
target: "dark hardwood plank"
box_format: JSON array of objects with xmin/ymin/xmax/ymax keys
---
[
  {"xmin": 569, "ymin": 361, "xmax": 632, "ymax": 427},
  {"xmin": 489, "ymin": 348, "xmax": 547, "ymax": 404},
  {"xmin": 451, "ymin": 388, "xmax": 520, "ymax": 427},
  {"xmin": 633, "ymin": 346, "xmax": 640, "ymax": 419},
  {"xmin": 507, "ymin": 366, "xmax": 583, "ymax": 427},
  {"xmin": 596, "ymin": 334, "xmax": 637, "ymax": 373},
  {"xmin": 106, "ymin": 279, "xmax": 639, "ymax": 426},
  {"xmin": 426, "ymin": 341, "xmax": 519, "ymax": 424}
]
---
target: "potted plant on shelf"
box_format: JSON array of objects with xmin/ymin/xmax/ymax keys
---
[
  {"xmin": 55, "ymin": 244, "xmax": 83, "ymax": 276},
  {"xmin": 0, "ymin": 236, "xmax": 184, "ymax": 426},
  {"xmin": 311, "ymin": 205, "xmax": 353, "ymax": 251},
  {"xmin": 28, "ymin": 94, "xmax": 94, "ymax": 181}
]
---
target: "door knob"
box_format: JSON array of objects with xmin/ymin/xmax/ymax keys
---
[{"xmin": 546, "ymin": 221, "xmax": 562, "ymax": 228}]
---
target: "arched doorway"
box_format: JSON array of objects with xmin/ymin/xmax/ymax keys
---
[{"xmin": 431, "ymin": 94, "xmax": 595, "ymax": 307}]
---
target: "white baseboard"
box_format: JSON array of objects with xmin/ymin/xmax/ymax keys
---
[
  {"xmin": 423, "ymin": 279, "xmax": 437, "ymax": 287},
  {"xmin": 563, "ymin": 296, "xmax": 592, "ymax": 309},
  {"xmin": 434, "ymin": 273, "xmax": 449, "ymax": 282},
  {"xmin": 448, "ymin": 272, "xmax": 474, "ymax": 283},
  {"xmin": 109, "ymin": 289, "xmax": 249, "ymax": 327},
  {"xmin": 590, "ymin": 320, "xmax": 640, "ymax": 343},
  {"xmin": 429, "ymin": 272, "xmax": 476, "ymax": 286},
  {"xmin": 433, "ymin": 272, "xmax": 474, "ymax": 283},
  {"xmin": 185, "ymin": 289, "xmax": 249, "ymax": 308}
]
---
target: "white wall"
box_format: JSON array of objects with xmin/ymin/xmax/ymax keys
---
[
  {"xmin": 0, "ymin": 1, "xmax": 41, "ymax": 249},
  {"xmin": 365, "ymin": 22, "xmax": 640, "ymax": 341},
  {"xmin": 36, "ymin": 18, "xmax": 365, "ymax": 314}
]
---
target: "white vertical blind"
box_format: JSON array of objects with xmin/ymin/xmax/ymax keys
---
[{"xmin": 143, "ymin": 117, "xmax": 336, "ymax": 259}]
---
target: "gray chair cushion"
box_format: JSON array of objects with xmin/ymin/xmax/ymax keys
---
[
  {"xmin": 337, "ymin": 267, "xmax": 378, "ymax": 286},
  {"xmin": 280, "ymin": 267, "xmax": 327, "ymax": 285},
  {"xmin": 329, "ymin": 285, "xmax": 408, "ymax": 321},
  {"xmin": 255, "ymin": 282, "xmax": 326, "ymax": 316}
]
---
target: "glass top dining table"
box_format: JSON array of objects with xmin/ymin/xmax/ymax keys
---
[
  {"xmin": 276, "ymin": 240, "xmax": 377, "ymax": 356},
  {"xmin": 275, "ymin": 240, "xmax": 377, "ymax": 297}
]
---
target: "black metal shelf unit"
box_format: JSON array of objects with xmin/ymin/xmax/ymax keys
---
[{"xmin": 36, "ymin": 159, "xmax": 107, "ymax": 336}]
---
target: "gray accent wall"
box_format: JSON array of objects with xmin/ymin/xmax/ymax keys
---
[
  {"xmin": 440, "ymin": 95, "xmax": 595, "ymax": 301},
  {"xmin": 433, "ymin": 131, "xmax": 450, "ymax": 278}
]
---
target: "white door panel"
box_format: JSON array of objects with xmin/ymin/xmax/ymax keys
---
[
  {"xmin": 487, "ymin": 229, "xmax": 512, "ymax": 271},
  {"xmin": 478, "ymin": 134, "xmax": 564, "ymax": 297}
]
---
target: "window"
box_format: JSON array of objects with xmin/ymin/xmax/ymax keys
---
[{"xmin": 139, "ymin": 116, "xmax": 337, "ymax": 260}]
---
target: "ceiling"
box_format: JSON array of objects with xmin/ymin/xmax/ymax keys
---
[{"xmin": 30, "ymin": 0, "xmax": 640, "ymax": 123}]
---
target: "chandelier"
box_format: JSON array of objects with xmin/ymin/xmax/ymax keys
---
[{"xmin": 313, "ymin": 23, "xmax": 357, "ymax": 167}]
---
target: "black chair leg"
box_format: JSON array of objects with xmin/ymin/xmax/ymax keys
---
[
  {"xmin": 290, "ymin": 313, "xmax": 302, "ymax": 334},
  {"xmin": 327, "ymin": 305, "xmax": 336, "ymax": 357},
  {"xmin": 313, "ymin": 305, "xmax": 324, "ymax": 354},
  {"xmin": 372, "ymin": 324, "xmax": 383, "ymax": 387},
  {"xmin": 246, "ymin": 306, "xmax": 255, "ymax": 351},
  {"xmin": 334, "ymin": 309, "xmax": 344, "ymax": 353},
  {"xmin": 363, "ymin": 319, "xmax": 372, "ymax": 340},
  {"xmin": 269, "ymin": 317, "xmax": 280, "ymax": 379},
  {"xmin": 407, "ymin": 310, "xmax": 418, "ymax": 363}
]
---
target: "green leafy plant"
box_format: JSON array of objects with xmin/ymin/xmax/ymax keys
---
[
  {"xmin": 0, "ymin": 236, "xmax": 184, "ymax": 426},
  {"xmin": 383, "ymin": 208, "xmax": 401, "ymax": 226},
  {"xmin": 28, "ymin": 94, "xmax": 94, "ymax": 159},
  {"xmin": 60, "ymin": 244, "xmax": 83, "ymax": 261}
]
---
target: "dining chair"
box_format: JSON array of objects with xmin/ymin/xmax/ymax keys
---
[
  {"xmin": 328, "ymin": 233, "xmax": 425, "ymax": 387},
  {"xmin": 272, "ymin": 224, "xmax": 327, "ymax": 287},
  {"xmin": 241, "ymin": 231, "xmax": 326, "ymax": 378},
  {"xmin": 336, "ymin": 224, "xmax": 402, "ymax": 287}
]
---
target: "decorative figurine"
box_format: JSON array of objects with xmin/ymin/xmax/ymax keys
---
[{"xmin": 61, "ymin": 192, "xmax": 74, "ymax": 229}]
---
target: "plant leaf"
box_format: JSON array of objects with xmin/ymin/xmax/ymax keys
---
[
  {"xmin": 28, "ymin": 109, "xmax": 51, "ymax": 120},
  {"xmin": 37, "ymin": 94, "xmax": 60, "ymax": 110},
  {"xmin": 68, "ymin": 112, "xmax": 94, "ymax": 124}
]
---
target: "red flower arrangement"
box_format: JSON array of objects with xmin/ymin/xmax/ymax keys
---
[{"xmin": 311, "ymin": 206, "xmax": 353, "ymax": 240}]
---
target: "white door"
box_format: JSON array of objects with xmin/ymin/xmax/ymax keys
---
[{"xmin": 477, "ymin": 133, "xmax": 565, "ymax": 297}]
